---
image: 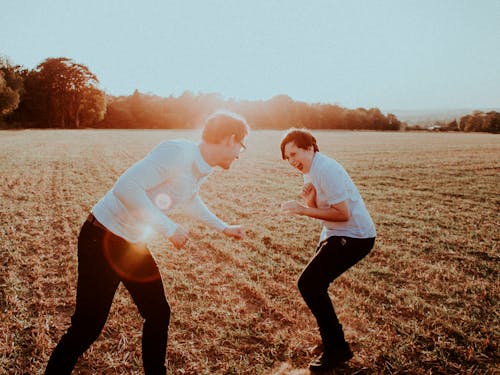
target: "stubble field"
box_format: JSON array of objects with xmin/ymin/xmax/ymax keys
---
[{"xmin": 0, "ymin": 129, "xmax": 498, "ymax": 374}]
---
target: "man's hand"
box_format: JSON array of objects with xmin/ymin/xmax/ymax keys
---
[
  {"xmin": 300, "ymin": 183, "xmax": 316, "ymax": 207},
  {"xmin": 223, "ymin": 225, "xmax": 245, "ymax": 240},
  {"xmin": 281, "ymin": 200, "xmax": 306, "ymax": 215},
  {"xmin": 169, "ymin": 225, "xmax": 190, "ymax": 249}
]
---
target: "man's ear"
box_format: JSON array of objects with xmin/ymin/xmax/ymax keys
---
[{"xmin": 225, "ymin": 134, "xmax": 236, "ymax": 146}]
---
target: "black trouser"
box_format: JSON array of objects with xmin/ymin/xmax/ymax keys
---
[
  {"xmin": 298, "ymin": 236, "xmax": 375, "ymax": 351},
  {"xmin": 45, "ymin": 217, "xmax": 170, "ymax": 375}
]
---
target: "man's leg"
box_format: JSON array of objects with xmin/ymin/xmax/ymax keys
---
[
  {"xmin": 45, "ymin": 222, "xmax": 120, "ymax": 374},
  {"xmin": 122, "ymin": 245, "xmax": 170, "ymax": 375}
]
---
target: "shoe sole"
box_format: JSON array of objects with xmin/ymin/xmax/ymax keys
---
[{"xmin": 308, "ymin": 351, "xmax": 353, "ymax": 372}]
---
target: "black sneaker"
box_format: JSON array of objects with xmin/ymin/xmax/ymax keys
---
[{"xmin": 308, "ymin": 344, "xmax": 353, "ymax": 372}]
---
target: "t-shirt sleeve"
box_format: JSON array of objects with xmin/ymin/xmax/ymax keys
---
[{"xmin": 319, "ymin": 163, "xmax": 349, "ymax": 205}]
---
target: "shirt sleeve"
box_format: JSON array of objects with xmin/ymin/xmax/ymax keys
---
[
  {"xmin": 112, "ymin": 142, "xmax": 183, "ymax": 238},
  {"xmin": 183, "ymin": 195, "xmax": 228, "ymax": 232},
  {"xmin": 319, "ymin": 163, "xmax": 349, "ymax": 205}
]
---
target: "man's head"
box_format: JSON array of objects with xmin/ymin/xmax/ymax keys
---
[
  {"xmin": 200, "ymin": 111, "xmax": 250, "ymax": 169},
  {"xmin": 280, "ymin": 128, "xmax": 319, "ymax": 174}
]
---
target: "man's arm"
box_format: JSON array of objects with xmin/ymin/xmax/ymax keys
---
[
  {"xmin": 183, "ymin": 195, "xmax": 245, "ymax": 239},
  {"xmin": 112, "ymin": 141, "xmax": 191, "ymax": 242},
  {"xmin": 183, "ymin": 195, "xmax": 227, "ymax": 232},
  {"xmin": 113, "ymin": 162, "xmax": 177, "ymax": 236},
  {"xmin": 113, "ymin": 162, "xmax": 192, "ymax": 248}
]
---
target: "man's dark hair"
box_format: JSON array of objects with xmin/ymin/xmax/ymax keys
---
[{"xmin": 280, "ymin": 128, "xmax": 319, "ymax": 159}]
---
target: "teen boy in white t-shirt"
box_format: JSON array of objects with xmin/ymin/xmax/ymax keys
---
[{"xmin": 280, "ymin": 128, "xmax": 376, "ymax": 372}]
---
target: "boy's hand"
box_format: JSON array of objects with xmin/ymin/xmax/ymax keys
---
[
  {"xmin": 281, "ymin": 200, "xmax": 306, "ymax": 215},
  {"xmin": 300, "ymin": 183, "xmax": 316, "ymax": 206}
]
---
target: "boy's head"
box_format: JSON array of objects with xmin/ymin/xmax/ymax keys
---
[{"xmin": 280, "ymin": 128, "xmax": 319, "ymax": 160}]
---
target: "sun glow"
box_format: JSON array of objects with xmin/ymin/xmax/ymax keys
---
[{"xmin": 102, "ymin": 230, "xmax": 160, "ymax": 283}]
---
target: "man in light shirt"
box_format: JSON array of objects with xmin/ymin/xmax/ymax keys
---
[
  {"xmin": 45, "ymin": 111, "xmax": 250, "ymax": 375},
  {"xmin": 280, "ymin": 128, "xmax": 376, "ymax": 372}
]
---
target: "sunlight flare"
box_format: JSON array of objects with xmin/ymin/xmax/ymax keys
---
[{"xmin": 102, "ymin": 230, "xmax": 160, "ymax": 283}]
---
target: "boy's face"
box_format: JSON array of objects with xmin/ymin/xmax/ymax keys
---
[{"xmin": 283, "ymin": 141, "xmax": 315, "ymax": 174}]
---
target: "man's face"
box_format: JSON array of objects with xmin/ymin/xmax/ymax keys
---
[
  {"xmin": 283, "ymin": 141, "xmax": 315, "ymax": 174},
  {"xmin": 217, "ymin": 135, "xmax": 247, "ymax": 170}
]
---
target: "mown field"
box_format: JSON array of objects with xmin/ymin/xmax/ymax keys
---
[{"xmin": 0, "ymin": 129, "xmax": 498, "ymax": 374}]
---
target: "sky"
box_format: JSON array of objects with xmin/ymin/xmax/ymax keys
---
[{"xmin": 1, "ymin": 0, "xmax": 499, "ymax": 111}]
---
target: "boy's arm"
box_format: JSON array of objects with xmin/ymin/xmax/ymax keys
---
[
  {"xmin": 300, "ymin": 182, "xmax": 317, "ymax": 208},
  {"xmin": 281, "ymin": 199, "xmax": 350, "ymax": 222}
]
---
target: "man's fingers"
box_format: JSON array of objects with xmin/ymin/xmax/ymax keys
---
[{"xmin": 170, "ymin": 232, "xmax": 190, "ymax": 249}]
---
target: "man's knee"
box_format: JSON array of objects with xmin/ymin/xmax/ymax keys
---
[
  {"xmin": 146, "ymin": 300, "xmax": 171, "ymax": 328},
  {"xmin": 68, "ymin": 312, "xmax": 107, "ymax": 344}
]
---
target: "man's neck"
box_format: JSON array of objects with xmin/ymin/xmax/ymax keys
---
[{"xmin": 199, "ymin": 141, "xmax": 219, "ymax": 167}]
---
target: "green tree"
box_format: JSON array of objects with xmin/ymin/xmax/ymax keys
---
[
  {"xmin": 0, "ymin": 56, "xmax": 24, "ymax": 117},
  {"xmin": 26, "ymin": 57, "xmax": 105, "ymax": 127},
  {"xmin": 485, "ymin": 111, "xmax": 500, "ymax": 133},
  {"xmin": 78, "ymin": 86, "xmax": 106, "ymax": 127}
]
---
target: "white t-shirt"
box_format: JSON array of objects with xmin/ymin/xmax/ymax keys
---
[
  {"xmin": 92, "ymin": 139, "xmax": 227, "ymax": 243},
  {"xmin": 304, "ymin": 152, "xmax": 376, "ymax": 241}
]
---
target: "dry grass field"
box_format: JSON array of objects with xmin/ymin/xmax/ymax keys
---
[{"xmin": 0, "ymin": 129, "xmax": 498, "ymax": 374}]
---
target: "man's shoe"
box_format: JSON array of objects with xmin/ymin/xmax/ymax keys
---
[{"xmin": 308, "ymin": 344, "xmax": 353, "ymax": 372}]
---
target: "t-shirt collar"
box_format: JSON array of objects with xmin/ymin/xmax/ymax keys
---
[
  {"xmin": 309, "ymin": 152, "xmax": 322, "ymax": 175},
  {"xmin": 304, "ymin": 152, "xmax": 321, "ymax": 183}
]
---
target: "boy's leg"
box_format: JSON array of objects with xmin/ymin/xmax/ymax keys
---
[{"xmin": 298, "ymin": 236, "xmax": 374, "ymax": 350}]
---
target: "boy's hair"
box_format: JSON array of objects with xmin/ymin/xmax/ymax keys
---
[
  {"xmin": 202, "ymin": 111, "xmax": 250, "ymax": 144},
  {"xmin": 280, "ymin": 128, "xmax": 319, "ymax": 159}
]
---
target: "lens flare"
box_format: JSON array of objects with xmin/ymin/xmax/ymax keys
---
[
  {"xmin": 154, "ymin": 193, "xmax": 172, "ymax": 210},
  {"xmin": 102, "ymin": 231, "xmax": 161, "ymax": 283}
]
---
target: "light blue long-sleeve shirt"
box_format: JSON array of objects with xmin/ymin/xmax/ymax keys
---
[{"xmin": 92, "ymin": 139, "xmax": 227, "ymax": 243}]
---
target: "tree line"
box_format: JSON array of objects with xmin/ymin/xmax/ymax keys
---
[
  {"xmin": 455, "ymin": 111, "xmax": 500, "ymax": 133},
  {"xmin": 1, "ymin": 56, "xmax": 105, "ymax": 128},
  {"xmin": 1, "ymin": 56, "xmax": 497, "ymax": 132},
  {"xmin": 406, "ymin": 111, "xmax": 500, "ymax": 133}
]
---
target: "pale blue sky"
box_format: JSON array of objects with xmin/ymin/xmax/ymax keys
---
[{"xmin": 1, "ymin": 0, "xmax": 499, "ymax": 110}]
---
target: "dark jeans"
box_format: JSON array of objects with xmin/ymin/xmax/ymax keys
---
[
  {"xmin": 45, "ymin": 218, "xmax": 170, "ymax": 375},
  {"xmin": 298, "ymin": 236, "xmax": 375, "ymax": 351}
]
